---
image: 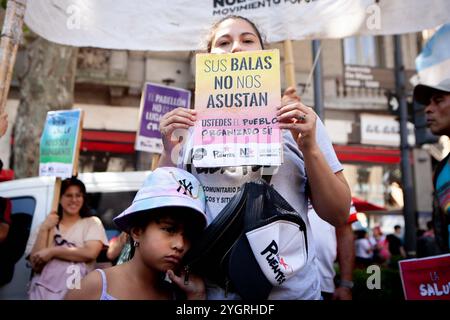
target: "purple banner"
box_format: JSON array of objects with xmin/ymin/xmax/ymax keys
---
[{"xmin": 136, "ymin": 83, "xmax": 191, "ymax": 153}]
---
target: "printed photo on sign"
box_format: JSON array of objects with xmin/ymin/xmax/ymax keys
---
[
  {"xmin": 135, "ymin": 82, "xmax": 191, "ymax": 154},
  {"xmin": 193, "ymin": 49, "xmax": 282, "ymax": 167},
  {"xmin": 39, "ymin": 109, "xmax": 83, "ymax": 179}
]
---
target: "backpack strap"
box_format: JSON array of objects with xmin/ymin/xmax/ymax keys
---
[{"xmin": 432, "ymin": 152, "xmax": 450, "ymax": 253}]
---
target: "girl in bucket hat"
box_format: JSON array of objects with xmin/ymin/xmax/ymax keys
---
[{"xmin": 65, "ymin": 167, "xmax": 208, "ymax": 300}]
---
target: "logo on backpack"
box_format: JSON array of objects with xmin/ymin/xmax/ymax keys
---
[{"xmin": 260, "ymin": 240, "xmax": 290, "ymax": 285}]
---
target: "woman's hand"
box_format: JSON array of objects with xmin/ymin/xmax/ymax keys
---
[
  {"xmin": 159, "ymin": 108, "xmax": 197, "ymax": 155},
  {"xmin": 167, "ymin": 269, "xmax": 206, "ymax": 300},
  {"xmin": 277, "ymin": 87, "xmax": 318, "ymax": 152},
  {"xmin": 40, "ymin": 211, "xmax": 59, "ymax": 231},
  {"xmin": 30, "ymin": 247, "xmax": 55, "ymax": 272}
]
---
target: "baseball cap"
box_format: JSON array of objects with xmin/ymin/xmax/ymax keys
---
[
  {"xmin": 113, "ymin": 167, "xmax": 207, "ymax": 232},
  {"xmin": 413, "ymin": 78, "xmax": 450, "ymax": 105}
]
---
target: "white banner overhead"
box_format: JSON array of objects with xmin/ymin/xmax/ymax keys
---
[{"xmin": 25, "ymin": 0, "xmax": 450, "ymax": 51}]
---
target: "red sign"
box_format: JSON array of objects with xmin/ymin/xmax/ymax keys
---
[{"xmin": 399, "ymin": 254, "xmax": 450, "ymax": 300}]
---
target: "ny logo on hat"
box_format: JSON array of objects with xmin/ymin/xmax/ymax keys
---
[
  {"xmin": 170, "ymin": 171, "xmax": 199, "ymax": 199},
  {"xmin": 177, "ymin": 179, "xmax": 194, "ymax": 196}
]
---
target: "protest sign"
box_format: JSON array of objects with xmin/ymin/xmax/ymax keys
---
[
  {"xmin": 193, "ymin": 49, "xmax": 282, "ymax": 167},
  {"xmin": 399, "ymin": 253, "xmax": 450, "ymax": 300},
  {"xmin": 39, "ymin": 109, "xmax": 83, "ymax": 179},
  {"xmin": 135, "ymin": 82, "xmax": 191, "ymax": 154}
]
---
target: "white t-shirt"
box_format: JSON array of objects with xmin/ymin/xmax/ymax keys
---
[
  {"xmin": 308, "ymin": 206, "xmax": 337, "ymax": 294},
  {"xmin": 178, "ymin": 118, "xmax": 343, "ymax": 300},
  {"xmin": 355, "ymin": 238, "xmax": 373, "ymax": 259}
]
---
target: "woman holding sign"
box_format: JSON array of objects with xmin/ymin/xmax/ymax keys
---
[
  {"xmin": 159, "ymin": 15, "xmax": 351, "ymax": 300},
  {"xmin": 26, "ymin": 177, "xmax": 108, "ymax": 299}
]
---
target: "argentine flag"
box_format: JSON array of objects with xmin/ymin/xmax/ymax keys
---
[{"xmin": 416, "ymin": 24, "xmax": 450, "ymax": 85}]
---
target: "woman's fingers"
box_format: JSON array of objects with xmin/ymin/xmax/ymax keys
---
[
  {"xmin": 277, "ymin": 102, "xmax": 314, "ymax": 124},
  {"xmin": 281, "ymin": 87, "xmax": 301, "ymax": 105},
  {"xmin": 161, "ymin": 114, "xmax": 196, "ymax": 127},
  {"xmin": 160, "ymin": 108, "xmax": 197, "ymax": 138},
  {"xmin": 166, "ymin": 269, "xmax": 184, "ymax": 287},
  {"xmin": 277, "ymin": 101, "xmax": 311, "ymax": 115},
  {"xmin": 277, "ymin": 109, "xmax": 308, "ymax": 123},
  {"xmin": 279, "ymin": 122, "xmax": 308, "ymax": 130},
  {"xmin": 162, "ymin": 108, "xmax": 196, "ymax": 123}
]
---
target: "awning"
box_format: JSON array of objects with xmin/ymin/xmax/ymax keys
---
[
  {"xmin": 352, "ymin": 196, "xmax": 387, "ymax": 212},
  {"xmin": 334, "ymin": 145, "xmax": 401, "ymax": 164},
  {"xmin": 80, "ymin": 130, "xmax": 135, "ymax": 154}
]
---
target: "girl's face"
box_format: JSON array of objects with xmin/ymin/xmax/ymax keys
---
[
  {"xmin": 210, "ymin": 18, "xmax": 263, "ymax": 54},
  {"xmin": 135, "ymin": 217, "xmax": 191, "ymax": 272},
  {"xmin": 60, "ymin": 185, "xmax": 84, "ymax": 216}
]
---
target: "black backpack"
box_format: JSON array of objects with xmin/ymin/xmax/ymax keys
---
[{"xmin": 182, "ymin": 179, "xmax": 308, "ymax": 300}]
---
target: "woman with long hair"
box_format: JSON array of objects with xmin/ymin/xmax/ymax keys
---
[{"xmin": 27, "ymin": 177, "xmax": 108, "ymax": 299}]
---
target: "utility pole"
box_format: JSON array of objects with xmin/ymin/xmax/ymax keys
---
[
  {"xmin": 312, "ymin": 39, "xmax": 324, "ymax": 120},
  {"xmin": 394, "ymin": 34, "xmax": 416, "ymax": 256}
]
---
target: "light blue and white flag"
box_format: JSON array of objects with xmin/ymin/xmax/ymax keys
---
[{"xmin": 416, "ymin": 24, "xmax": 450, "ymax": 85}]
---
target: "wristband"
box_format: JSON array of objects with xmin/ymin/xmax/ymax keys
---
[{"xmin": 338, "ymin": 279, "xmax": 354, "ymax": 289}]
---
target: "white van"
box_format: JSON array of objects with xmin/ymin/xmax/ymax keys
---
[{"xmin": 0, "ymin": 171, "xmax": 150, "ymax": 299}]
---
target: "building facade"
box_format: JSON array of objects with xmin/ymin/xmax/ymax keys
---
[{"xmin": 1, "ymin": 32, "xmax": 443, "ymax": 229}]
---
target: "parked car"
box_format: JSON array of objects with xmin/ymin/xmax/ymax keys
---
[{"xmin": 0, "ymin": 170, "xmax": 150, "ymax": 299}]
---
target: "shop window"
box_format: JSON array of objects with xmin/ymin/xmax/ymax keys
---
[{"xmin": 343, "ymin": 35, "xmax": 385, "ymax": 67}]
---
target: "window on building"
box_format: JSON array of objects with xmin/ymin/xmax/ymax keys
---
[{"xmin": 343, "ymin": 35, "xmax": 385, "ymax": 67}]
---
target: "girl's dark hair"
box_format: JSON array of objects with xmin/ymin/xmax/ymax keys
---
[
  {"xmin": 206, "ymin": 15, "xmax": 265, "ymax": 53},
  {"xmin": 355, "ymin": 229, "xmax": 367, "ymax": 239},
  {"xmin": 58, "ymin": 177, "xmax": 91, "ymax": 218}
]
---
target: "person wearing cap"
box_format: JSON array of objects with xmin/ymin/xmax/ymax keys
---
[
  {"xmin": 414, "ymin": 79, "xmax": 450, "ymax": 253},
  {"xmin": 65, "ymin": 167, "xmax": 208, "ymax": 300}
]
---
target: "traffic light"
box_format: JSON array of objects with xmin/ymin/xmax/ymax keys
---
[
  {"xmin": 386, "ymin": 91, "xmax": 414, "ymax": 122},
  {"xmin": 386, "ymin": 91, "xmax": 439, "ymax": 146}
]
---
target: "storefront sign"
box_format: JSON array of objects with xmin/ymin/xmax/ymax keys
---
[
  {"xmin": 135, "ymin": 83, "xmax": 191, "ymax": 154},
  {"xmin": 193, "ymin": 49, "xmax": 282, "ymax": 167},
  {"xmin": 360, "ymin": 113, "xmax": 415, "ymax": 147},
  {"xmin": 344, "ymin": 65, "xmax": 416, "ymax": 91}
]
